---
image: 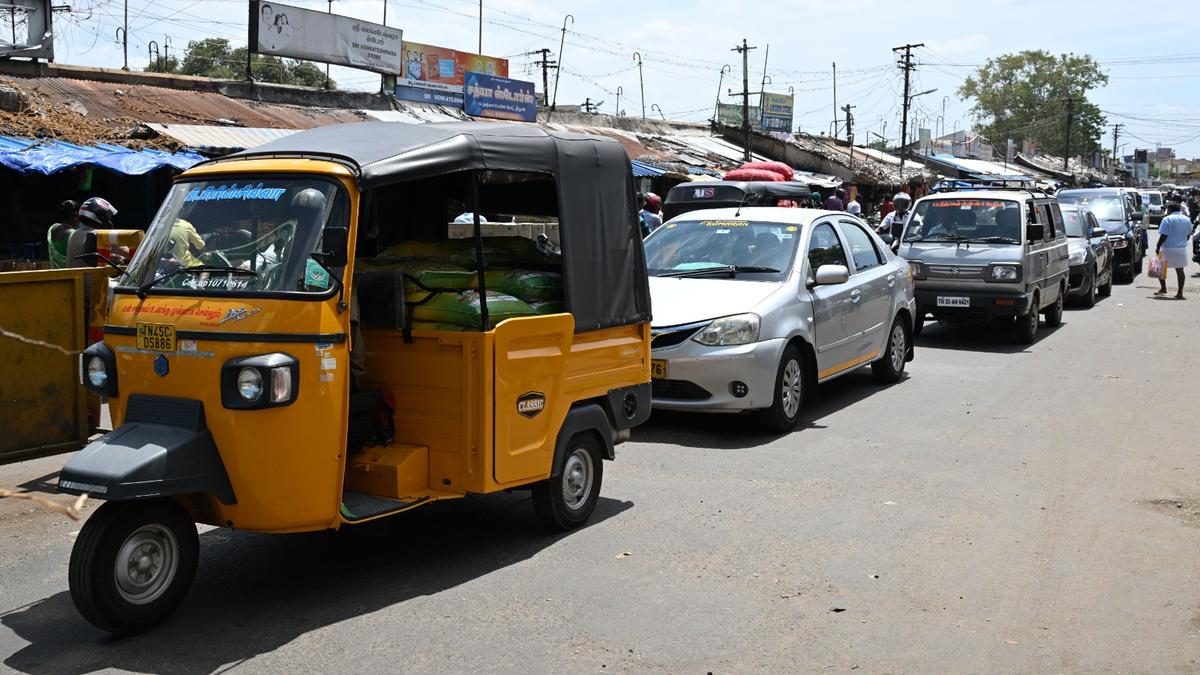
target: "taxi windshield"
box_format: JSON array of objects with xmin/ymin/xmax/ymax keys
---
[
  {"xmin": 119, "ymin": 177, "xmax": 345, "ymax": 296},
  {"xmin": 643, "ymin": 219, "xmax": 801, "ymax": 279}
]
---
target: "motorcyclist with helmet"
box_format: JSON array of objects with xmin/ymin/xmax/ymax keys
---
[
  {"xmin": 64, "ymin": 197, "xmax": 120, "ymax": 267},
  {"xmin": 877, "ymin": 192, "xmax": 912, "ymax": 251},
  {"xmin": 640, "ymin": 192, "xmax": 663, "ymax": 236}
]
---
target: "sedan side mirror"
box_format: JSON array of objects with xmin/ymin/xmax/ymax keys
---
[
  {"xmin": 1090, "ymin": 227, "xmax": 1108, "ymax": 239},
  {"xmin": 813, "ymin": 264, "xmax": 850, "ymax": 286}
]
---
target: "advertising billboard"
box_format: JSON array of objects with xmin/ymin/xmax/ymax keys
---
[
  {"xmin": 396, "ymin": 41, "xmax": 509, "ymax": 106},
  {"xmin": 464, "ymin": 72, "xmax": 537, "ymax": 122},
  {"xmin": 759, "ymin": 93, "xmax": 793, "ymax": 132},
  {"xmin": 717, "ymin": 103, "xmax": 760, "ymax": 127},
  {"xmin": 249, "ymin": 1, "xmax": 403, "ymax": 74}
]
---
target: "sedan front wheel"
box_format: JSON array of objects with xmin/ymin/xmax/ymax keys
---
[{"xmin": 757, "ymin": 345, "xmax": 804, "ymax": 433}]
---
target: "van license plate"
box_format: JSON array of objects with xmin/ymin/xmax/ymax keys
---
[
  {"xmin": 136, "ymin": 322, "xmax": 176, "ymax": 352},
  {"xmin": 650, "ymin": 359, "xmax": 668, "ymax": 379},
  {"xmin": 936, "ymin": 296, "xmax": 970, "ymax": 308}
]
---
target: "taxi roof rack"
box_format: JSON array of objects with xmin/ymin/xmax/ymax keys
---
[{"xmin": 931, "ymin": 178, "xmax": 1050, "ymax": 198}]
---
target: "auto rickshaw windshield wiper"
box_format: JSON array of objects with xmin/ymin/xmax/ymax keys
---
[
  {"xmin": 136, "ymin": 265, "xmax": 257, "ymax": 299},
  {"xmin": 661, "ymin": 265, "xmax": 781, "ymax": 278}
]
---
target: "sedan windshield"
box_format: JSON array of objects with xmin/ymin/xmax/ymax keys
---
[
  {"xmin": 1058, "ymin": 193, "xmax": 1124, "ymax": 221},
  {"xmin": 1062, "ymin": 208, "xmax": 1086, "ymax": 237},
  {"xmin": 643, "ymin": 219, "xmax": 801, "ymax": 279},
  {"xmin": 120, "ymin": 177, "xmax": 345, "ymax": 295},
  {"xmin": 904, "ymin": 198, "xmax": 1021, "ymax": 243}
]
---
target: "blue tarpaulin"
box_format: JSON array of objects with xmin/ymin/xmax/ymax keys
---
[{"xmin": 0, "ymin": 136, "xmax": 205, "ymax": 176}]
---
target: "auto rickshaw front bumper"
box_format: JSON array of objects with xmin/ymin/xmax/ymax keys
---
[{"xmin": 57, "ymin": 394, "xmax": 236, "ymax": 505}]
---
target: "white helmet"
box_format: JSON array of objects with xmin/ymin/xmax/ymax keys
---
[{"xmin": 893, "ymin": 192, "xmax": 912, "ymax": 204}]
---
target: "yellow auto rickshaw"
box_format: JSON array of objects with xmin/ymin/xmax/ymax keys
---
[{"xmin": 58, "ymin": 121, "xmax": 653, "ymax": 634}]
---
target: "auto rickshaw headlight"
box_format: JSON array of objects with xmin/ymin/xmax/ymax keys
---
[
  {"xmin": 86, "ymin": 356, "xmax": 107, "ymax": 388},
  {"xmin": 221, "ymin": 352, "xmax": 299, "ymax": 410},
  {"xmin": 237, "ymin": 368, "xmax": 264, "ymax": 401}
]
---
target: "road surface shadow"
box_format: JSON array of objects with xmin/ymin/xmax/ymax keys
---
[
  {"xmin": 914, "ymin": 318, "xmax": 1062, "ymax": 354},
  {"xmin": 633, "ymin": 369, "xmax": 904, "ymax": 449},
  {"xmin": 1, "ymin": 493, "xmax": 632, "ymax": 675}
]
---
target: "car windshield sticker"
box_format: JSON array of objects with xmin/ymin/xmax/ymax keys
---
[
  {"xmin": 929, "ymin": 200, "xmax": 1010, "ymax": 209},
  {"xmin": 700, "ymin": 220, "xmax": 750, "ymax": 228}
]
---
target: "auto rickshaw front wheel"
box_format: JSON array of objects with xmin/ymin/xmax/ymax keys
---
[
  {"xmin": 69, "ymin": 499, "xmax": 199, "ymax": 634},
  {"xmin": 532, "ymin": 433, "xmax": 604, "ymax": 531}
]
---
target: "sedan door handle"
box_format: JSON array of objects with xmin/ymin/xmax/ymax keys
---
[
  {"xmin": 850, "ymin": 289, "xmax": 862, "ymax": 303},
  {"xmin": 886, "ymin": 274, "xmax": 896, "ymax": 287}
]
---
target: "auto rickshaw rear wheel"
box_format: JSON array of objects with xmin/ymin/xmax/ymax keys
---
[
  {"xmin": 532, "ymin": 433, "xmax": 604, "ymax": 531},
  {"xmin": 69, "ymin": 499, "xmax": 199, "ymax": 634}
]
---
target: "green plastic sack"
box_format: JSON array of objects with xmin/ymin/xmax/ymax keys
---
[
  {"xmin": 452, "ymin": 236, "xmax": 558, "ymax": 269},
  {"xmin": 406, "ymin": 289, "xmax": 538, "ymax": 328},
  {"xmin": 531, "ymin": 300, "xmax": 566, "ymax": 315},
  {"xmin": 357, "ymin": 259, "xmax": 477, "ymax": 291},
  {"xmin": 481, "ymin": 270, "xmax": 562, "ymax": 302}
]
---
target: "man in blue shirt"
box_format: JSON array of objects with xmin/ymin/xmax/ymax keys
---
[{"xmin": 1155, "ymin": 201, "xmax": 1193, "ymax": 298}]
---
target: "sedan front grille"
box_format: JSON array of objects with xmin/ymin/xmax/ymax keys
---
[
  {"xmin": 926, "ymin": 264, "xmax": 986, "ymax": 280},
  {"xmin": 651, "ymin": 322, "xmax": 707, "ymax": 349},
  {"xmin": 652, "ymin": 379, "xmax": 712, "ymax": 401}
]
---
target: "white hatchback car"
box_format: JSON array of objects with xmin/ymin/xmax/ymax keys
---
[{"xmin": 644, "ymin": 207, "xmax": 916, "ymax": 431}]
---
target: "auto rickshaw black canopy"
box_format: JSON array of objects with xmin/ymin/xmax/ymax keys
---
[
  {"xmin": 226, "ymin": 121, "xmax": 651, "ymax": 332},
  {"xmin": 663, "ymin": 180, "xmax": 815, "ymax": 221}
]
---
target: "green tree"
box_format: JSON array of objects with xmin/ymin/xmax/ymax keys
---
[
  {"xmin": 144, "ymin": 38, "xmax": 335, "ymax": 88},
  {"xmin": 958, "ymin": 50, "xmax": 1107, "ymax": 160}
]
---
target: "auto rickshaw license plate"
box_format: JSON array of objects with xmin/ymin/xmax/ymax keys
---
[
  {"xmin": 136, "ymin": 322, "xmax": 176, "ymax": 352},
  {"xmin": 650, "ymin": 359, "xmax": 668, "ymax": 379}
]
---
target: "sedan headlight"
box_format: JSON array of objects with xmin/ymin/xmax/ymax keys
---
[
  {"xmin": 1069, "ymin": 249, "xmax": 1088, "ymax": 264},
  {"xmin": 692, "ymin": 313, "xmax": 761, "ymax": 346},
  {"xmin": 988, "ymin": 264, "xmax": 1021, "ymax": 282}
]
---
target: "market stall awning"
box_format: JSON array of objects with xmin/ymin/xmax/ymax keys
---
[
  {"xmin": 147, "ymin": 123, "xmax": 301, "ymax": 156},
  {"xmin": 0, "ymin": 136, "xmax": 204, "ymax": 176},
  {"xmin": 631, "ymin": 159, "xmax": 668, "ymax": 177}
]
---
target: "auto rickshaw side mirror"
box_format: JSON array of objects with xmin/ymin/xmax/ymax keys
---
[{"xmin": 315, "ymin": 226, "xmax": 349, "ymax": 267}]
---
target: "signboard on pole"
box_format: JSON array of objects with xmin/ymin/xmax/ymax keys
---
[
  {"xmin": 759, "ymin": 93, "xmax": 794, "ymax": 132},
  {"xmin": 249, "ymin": 1, "xmax": 402, "ymax": 74},
  {"xmin": 464, "ymin": 72, "xmax": 537, "ymax": 122},
  {"xmin": 396, "ymin": 40, "xmax": 509, "ymax": 106},
  {"xmin": 717, "ymin": 103, "xmax": 760, "ymax": 127}
]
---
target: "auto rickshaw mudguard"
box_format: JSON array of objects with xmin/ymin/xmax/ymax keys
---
[{"xmin": 57, "ymin": 395, "xmax": 236, "ymax": 505}]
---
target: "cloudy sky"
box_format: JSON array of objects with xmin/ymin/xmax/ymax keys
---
[{"xmin": 51, "ymin": 0, "xmax": 1200, "ymax": 158}]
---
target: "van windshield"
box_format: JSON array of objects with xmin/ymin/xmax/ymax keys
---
[
  {"xmin": 904, "ymin": 198, "xmax": 1021, "ymax": 243},
  {"xmin": 119, "ymin": 177, "xmax": 345, "ymax": 295},
  {"xmin": 643, "ymin": 219, "xmax": 801, "ymax": 279}
]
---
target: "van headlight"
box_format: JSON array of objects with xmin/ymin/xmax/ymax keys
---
[
  {"xmin": 988, "ymin": 264, "xmax": 1021, "ymax": 282},
  {"xmin": 692, "ymin": 313, "xmax": 761, "ymax": 346},
  {"xmin": 222, "ymin": 353, "xmax": 299, "ymax": 409}
]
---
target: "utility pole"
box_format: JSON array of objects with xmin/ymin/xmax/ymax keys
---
[
  {"xmin": 633, "ymin": 51, "xmax": 645, "ymax": 119},
  {"xmin": 713, "ymin": 64, "xmax": 730, "ymax": 124},
  {"xmin": 528, "ymin": 48, "xmax": 556, "ymax": 106},
  {"xmin": 732, "ymin": 39, "xmax": 757, "ymax": 162},
  {"xmin": 1063, "ymin": 97, "xmax": 1075, "ymax": 171},
  {"xmin": 832, "ymin": 61, "xmax": 837, "ymax": 136},
  {"xmin": 758, "ymin": 43, "xmax": 770, "ymax": 108},
  {"xmin": 1111, "ymin": 123, "xmax": 1123, "ymax": 177},
  {"xmin": 615, "ymin": 86, "xmax": 622, "ymax": 116},
  {"xmin": 893, "ymin": 42, "xmax": 924, "ymax": 175},
  {"xmin": 121, "ymin": 0, "xmax": 128, "ymax": 70},
  {"xmin": 478, "ymin": 0, "xmax": 482, "ymax": 53},
  {"xmin": 550, "ymin": 14, "xmax": 573, "ymax": 112},
  {"xmin": 582, "ymin": 97, "xmax": 598, "ymax": 114}
]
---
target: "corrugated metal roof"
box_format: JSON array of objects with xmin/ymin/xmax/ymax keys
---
[
  {"xmin": 146, "ymin": 124, "xmax": 299, "ymax": 156},
  {"xmin": 923, "ymin": 153, "xmax": 1035, "ymax": 180},
  {"xmin": 0, "ymin": 75, "xmax": 366, "ymax": 128},
  {"xmin": 631, "ymin": 159, "xmax": 667, "ymax": 177}
]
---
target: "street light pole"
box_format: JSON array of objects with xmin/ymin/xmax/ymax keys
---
[
  {"xmin": 616, "ymin": 86, "xmax": 622, "ymax": 117},
  {"xmin": 549, "ymin": 14, "xmax": 572, "ymax": 112},
  {"xmin": 633, "ymin": 51, "xmax": 645, "ymax": 120}
]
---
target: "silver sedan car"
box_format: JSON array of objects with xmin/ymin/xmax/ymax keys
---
[{"xmin": 644, "ymin": 207, "xmax": 916, "ymax": 431}]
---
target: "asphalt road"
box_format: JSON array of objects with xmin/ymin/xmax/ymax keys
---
[{"xmin": 2, "ymin": 272, "xmax": 1199, "ymax": 673}]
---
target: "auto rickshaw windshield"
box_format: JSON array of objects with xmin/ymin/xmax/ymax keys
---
[{"xmin": 119, "ymin": 176, "xmax": 345, "ymax": 295}]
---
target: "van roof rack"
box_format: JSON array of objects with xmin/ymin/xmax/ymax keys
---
[{"xmin": 931, "ymin": 178, "xmax": 1050, "ymax": 197}]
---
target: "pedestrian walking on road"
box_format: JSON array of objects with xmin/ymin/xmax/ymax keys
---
[{"xmin": 1154, "ymin": 201, "xmax": 1191, "ymax": 299}]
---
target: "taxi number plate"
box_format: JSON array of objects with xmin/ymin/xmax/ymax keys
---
[
  {"xmin": 936, "ymin": 296, "xmax": 970, "ymax": 308},
  {"xmin": 136, "ymin": 322, "xmax": 176, "ymax": 352},
  {"xmin": 650, "ymin": 359, "xmax": 668, "ymax": 380}
]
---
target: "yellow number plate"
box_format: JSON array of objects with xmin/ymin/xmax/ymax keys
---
[
  {"xmin": 136, "ymin": 322, "xmax": 176, "ymax": 352},
  {"xmin": 650, "ymin": 359, "xmax": 668, "ymax": 380}
]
